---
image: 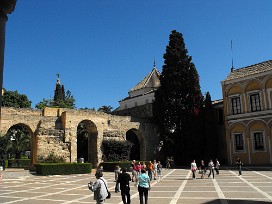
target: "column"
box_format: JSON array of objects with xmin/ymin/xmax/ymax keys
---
[{"xmin": 0, "ymin": 0, "xmax": 17, "ymax": 129}]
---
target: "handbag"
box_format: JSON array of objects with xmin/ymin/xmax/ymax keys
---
[{"xmin": 100, "ymin": 179, "xmax": 111, "ymax": 199}]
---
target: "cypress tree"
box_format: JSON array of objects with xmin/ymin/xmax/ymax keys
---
[{"xmin": 153, "ymin": 30, "xmax": 203, "ymax": 164}]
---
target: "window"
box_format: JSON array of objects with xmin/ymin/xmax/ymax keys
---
[
  {"xmin": 253, "ymin": 132, "xmax": 264, "ymax": 151},
  {"xmin": 250, "ymin": 93, "xmax": 261, "ymax": 112},
  {"xmin": 234, "ymin": 133, "xmax": 244, "ymax": 151},
  {"xmin": 231, "ymin": 97, "xmax": 241, "ymax": 114}
]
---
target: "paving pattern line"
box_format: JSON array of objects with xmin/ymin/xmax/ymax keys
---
[
  {"xmin": 0, "ymin": 175, "xmax": 89, "ymax": 196},
  {"xmin": 6, "ymin": 184, "xmax": 89, "ymax": 204},
  {"xmin": 169, "ymin": 170, "xmax": 191, "ymax": 204},
  {"xmin": 0, "ymin": 176, "xmax": 90, "ymax": 204},
  {"xmin": 117, "ymin": 169, "xmax": 176, "ymax": 204},
  {"xmin": 212, "ymin": 177, "xmax": 228, "ymax": 204},
  {"xmin": 229, "ymin": 170, "xmax": 272, "ymax": 202},
  {"xmin": 252, "ymin": 171, "xmax": 272, "ymax": 180}
]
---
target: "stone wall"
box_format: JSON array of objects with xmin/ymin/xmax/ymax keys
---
[{"xmin": 0, "ymin": 107, "xmax": 158, "ymax": 166}]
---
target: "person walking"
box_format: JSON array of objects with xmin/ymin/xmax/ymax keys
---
[
  {"xmin": 131, "ymin": 160, "xmax": 138, "ymax": 182},
  {"xmin": 190, "ymin": 159, "xmax": 197, "ymax": 179},
  {"xmin": 89, "ymin": 170, "xmax": 109, "ymax": 204},
  {"xmin": 137, "ymin": 162, "xmax": 142, "ymax": 176},
  {"xmin": 199, "ymin": 160, "xmax": 206, "ymax": 179},
  {"xmin": 236, "ymin": 157, "xmax": 243, "ymax": 176},
  {"xmin": 153, "ymin": 160, "xmax": 158, "ymax": 180},
  {"xmin": 215, "ymin": 158, "xmax": 220, "ymax": 175},
  {"xmin": 157, "ymin": 161, "xmax": 163, "ymax": 181},
  {"xmin": 208, "ymin": 159, "xmax": 215, "ymax": 179},
  {"xmin": 166, "ymin": 157, "xmax": 171, "ymax": 169},
  {"xmin": 114, "ymin": 165, "xmax": 121, "ymax": 192},
  {"xmin": 136, "ymin": 169, "xmax": 151, "ymax": 204},
  {"xmin": 117, "ymin": 167, "xmax": 131, "ymax": 204},
  {"xmin": 147, "ymin": 161, "xmax": 154, "ymax": 181}
]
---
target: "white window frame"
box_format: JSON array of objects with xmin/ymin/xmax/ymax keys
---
[
  {"xmin": 251, "ymin": 131, "xmax": 266, "ymax": 152},
  {"xmin": 232, "ymin": 132, "xmax": 246, "ymax": 153}
]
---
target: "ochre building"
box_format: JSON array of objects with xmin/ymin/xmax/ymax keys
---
[{"xmin": 222, "ymin": 60, "xmax": 272, "ymax": 165}]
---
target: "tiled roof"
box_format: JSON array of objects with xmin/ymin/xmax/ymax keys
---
[
  {"xmin": 224, "ymin": 60, "xmax": 272, "ymax": 81},
  {"xmin": 119, "ymin": 89, "xmax": 156, "ymax": 102},
  {"xmin": 129, "ymin": 67, "xmax": 160, "ymax": 92}
]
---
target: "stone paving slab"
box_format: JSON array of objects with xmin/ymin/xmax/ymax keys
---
[{"xmin": 1, "ymin": 167, "xmax": 272, "ymax": 203}]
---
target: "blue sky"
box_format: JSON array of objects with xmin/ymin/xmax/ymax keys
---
[{"xmin": 3, "ymin": 1, "xmax": 272, "ymax": 109}]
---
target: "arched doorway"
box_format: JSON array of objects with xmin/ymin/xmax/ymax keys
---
[
  {"xmin": 1, "ymin": 124, "xmax": 34, "ymax": 166},
  {"xmin": 77, "ymin": 120, "xmax": 98, "ymax": 167},
  {"xmin": 126, "ymin": 129, "xmax": 140, "ymax": 161}
]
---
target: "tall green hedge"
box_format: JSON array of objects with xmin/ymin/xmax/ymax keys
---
[{"xmin": 35, "ymin": 163, "xmax": 92, "ymax": 175}]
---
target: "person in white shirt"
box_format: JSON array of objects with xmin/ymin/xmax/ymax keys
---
[
  {"xmin": 190, "ymin": 159, "xmax": 197, "ymax": 179},
  {"xmin": 89, "ymin": 170, "xmax": 109, "ymax": 204},
  {"xmin": 208, "ymin": 159, "xmax": 215, "ymax": 179}
]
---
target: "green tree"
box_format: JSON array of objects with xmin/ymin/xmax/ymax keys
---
[
  {"xmin": 202, "ymin": 92, "xmax": 217, "ymax": 159},
  {"xmin": 5, "ymin": 124, "xmax": 30, "ymax": 159},
  {"xmin": 36, "ymin": 74, "xmax": 76, "ymax": 109},
  {"xmin": 35, "ymin": 98, "xmax": 53, "ymax": 109},
  {"xmin": 153, "ymin": 30, "xmax": 203, "ymax": 164},
  {"xmin": 2, "ymin": 90, "xmax": 31, "ymax": 108},
  {"xmin": 0, "ymin": 134, "xmax": 10, "ymax": 159},
  {"xmin": 35, "ymin": 90, "xmax": 75, "ymax": 109},
  {"xmin": 98, "ymin": 105, "xmax": 113, "ymax": 114}
]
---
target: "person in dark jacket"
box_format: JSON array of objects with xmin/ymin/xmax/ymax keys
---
[{"xmin": 117, "ymin": 167, "xmax": 131, "ymax": 204}]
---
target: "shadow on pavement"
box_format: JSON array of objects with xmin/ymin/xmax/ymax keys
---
[{"xmin": 205, "ymin": 199, "xmax": 271, "ymax": 204}]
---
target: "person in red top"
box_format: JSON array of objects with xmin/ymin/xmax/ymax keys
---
[
  {"xmin": 137, "ymin": 162, "xmax": 142, "ymax": 176},
  {"xmin": 131, "ymin": 160, "xmax": 138, "ymax": 182}
]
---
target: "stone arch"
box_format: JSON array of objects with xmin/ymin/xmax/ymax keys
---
[
  {"xmin": 126, "ymin": 128, "xmax": 145, "ymax": 161},
  {"xmin": 5, "ymin": 123, "xmax": 37, "ymax": 166},
  {"xmin": 229, "ymin": 122, "xmax": 247, "ymax": 135},
  {"xmin": 76, "ymin": 120, "xmax": 98, "ymax": 167},
  {"xmin": 265, "ymin": 77, "xmax": 272, "ymax": 109},
  {"xmin": 245, "ymin": 80, "xmax": 263, "ymax": 92},
  {"xmin": 264, "ymin": 77, "xmax": 272, "ymax": 89},
  {"xmin": 248, "ymin": 119, "xmax": 267, "ymax": 131},
  {"xmin": 226, "ymin": 84, "xmax": 243, "ymax": 96}
]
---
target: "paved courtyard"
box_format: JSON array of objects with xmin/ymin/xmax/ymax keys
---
[{"xmin": 1, "ymin": 166, "xmax": 272, "ymax": 204}]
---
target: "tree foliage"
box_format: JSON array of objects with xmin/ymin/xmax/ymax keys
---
[
  {"xmin": 35, "ymin": 90, "xmax": 75, "ymax": 109},
  {"xmin": 38, "ymin": 153, "xmax": 65, "ymax": 163},
  {"xmin": 1, "ymin": 124, "xmax": 31, "ymax": 159},
  {"xmin": 153, "ymin": 30, "xmax": 203, "ymax": 164},
  {"xmin": 2, "ymin": 90, "xmax": 31, "ymax": 108},
  {"xmin": 102, "ymin": 139, "xmax": 133, "ymax": 162},
  {"xmin": 98, "ymin": 105, "xmax": 113, "ymax": 114}
]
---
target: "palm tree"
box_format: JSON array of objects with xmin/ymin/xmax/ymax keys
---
[
  {"xmin": 6, "ymin": 125, "xmax": 30, "ymax": 159},
  {"xmin": 98, "ymin": 105, "xmax": 113, "ymax": 114}
]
